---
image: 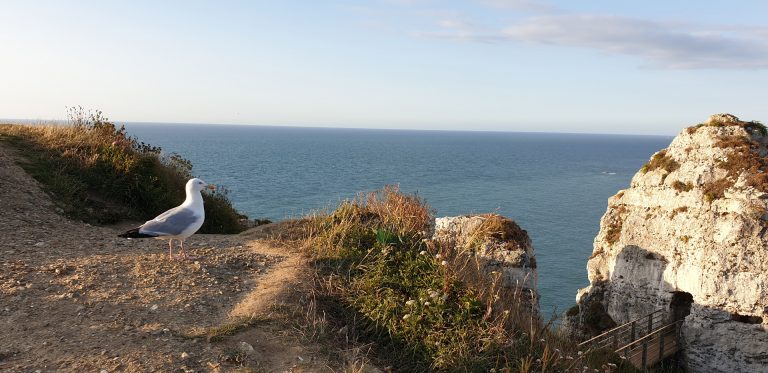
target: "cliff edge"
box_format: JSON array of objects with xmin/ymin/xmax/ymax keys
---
[{"xmin": 564, "ymin": 114, "xmax": 768, "ymax": 372}]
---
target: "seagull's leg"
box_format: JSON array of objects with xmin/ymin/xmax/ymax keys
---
[
  {"xmin": 179, "ymin": 240, "xmax": 198, "ymax": 260},
  {"xmin": 168, "ymin": 239, "xmax": 175, "ymax": 260},
  {"xmin": 179, "ymin": 240, "xmax": 187, "ymax": 259}
]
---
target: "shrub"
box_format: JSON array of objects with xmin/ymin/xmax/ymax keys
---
[
  {"xmin": 703, "ymin": 178, "xmax": 731, "ymax": 202},
  {"xmin": 0, "ymin": 107, "xmax": 244, "ymax": 233},
  {"xmin": 640, "ymin": 150, "xmax": 679, "ymax": 174},
  {"xmin": 672, "ymin": 181, "xmax": 694, "ymax": 192},
  {"xmin": 746, "ymin": 120, "xmax": 768, "ymax": 136},
  {"xmin": 304, "ymin": 187, "xmax": 626, "ymax": 371},
  {"xmin": 669, "ymin": 206, "xmax": 688, "ymax": 219}
]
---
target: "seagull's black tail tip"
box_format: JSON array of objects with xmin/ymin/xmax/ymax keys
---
[{"xmin": 118, "ymin": 228, "xmax": 155, "ymax": 239}]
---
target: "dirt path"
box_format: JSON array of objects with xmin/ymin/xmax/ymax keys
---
[{"xmin": 0, "ymin": 143, "xmax": 336, "ymax": 372}]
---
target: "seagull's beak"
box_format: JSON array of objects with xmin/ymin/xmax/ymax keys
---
[{"xmin": 207, "ymin": 184, "xmax": 216, "ymax": 190}]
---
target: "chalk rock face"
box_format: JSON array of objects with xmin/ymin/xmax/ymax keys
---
[
  {"xmin": 565, "ymin": 114, "xmax": 768, "ymax": 372},
  {"xmin": 432, "ymin": 214, "xmax": 538, "ymax": 311}
]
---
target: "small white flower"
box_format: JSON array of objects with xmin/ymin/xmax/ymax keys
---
[
  {"xmin": 419, "ymin": 250, "xmax": 427, "ymax": 255},
  {"xmin": 441, "ymin": 260, "xmax": 448, "ymax": 266},
  {"xmin": 577, "ymin": 350, "xmax": 583, "ymax": 356},
  {"xmin": 424, "ymin": 301, "xmax": 431, "ymax": 306},
  {"xmin": 405, "ymin": 300, "xmax": 416, "ymax": 306},
  {"xmin": 402, "ymin": 314, "xmax": 411, "ymax": 320},
  {"xmin": 435, "ymin": 253, "xmax": 442, "ymax": 259}
]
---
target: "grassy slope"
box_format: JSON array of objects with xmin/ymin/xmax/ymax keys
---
[
  {"xmin": 0, "ymin": 113, "xmax": 243, "ymax": 233},
  {"xmin": 302, "ymin": 186, "xmax": 636, "ymax": 372}
]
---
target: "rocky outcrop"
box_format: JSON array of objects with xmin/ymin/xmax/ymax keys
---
[
  {"xmin": 432, "ymin": 214, "xmax": 538, "ymax": 312},
  {"xmin": 564, "ymin": 114, "xmax": 768, "ymax": 372}
]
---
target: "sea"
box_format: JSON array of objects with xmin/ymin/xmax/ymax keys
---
[{"xmin": 124, "ymin": 123, "xmax": 671, "ymax": 318}]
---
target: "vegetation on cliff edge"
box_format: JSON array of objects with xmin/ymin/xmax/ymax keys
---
[
  {"xmin": 302, "ymin": 186, "xmax": 631, "ymax": 372},
  {"xmin": 0, "ymin": 107, "xmax": 244, "ymax": 233}
]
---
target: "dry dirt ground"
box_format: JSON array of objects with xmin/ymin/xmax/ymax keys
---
[{"xmin": 0, "ymin": 144, "xmax": 363, "ymax": 372}]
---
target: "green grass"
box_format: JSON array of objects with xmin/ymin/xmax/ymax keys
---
[
  {"xmin": 0, "ymin": 107, "xmax": 244, "ymax": 233},
  {"xmin": 303, "ymin": 186, "xmax": 637, "ymax": 372}
]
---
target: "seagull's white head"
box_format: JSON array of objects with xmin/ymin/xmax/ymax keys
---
[{"xmin": 187, "ymin": 178, "xmax": 215, "ymax": 194}]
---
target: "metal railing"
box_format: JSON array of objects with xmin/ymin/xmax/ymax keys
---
[
  {"xmin": 578, "ymin": 309, "xmax": 682, "ymax": 369},
  {"xmin": 617, "ymin": 320, "xmax": 682, "ymax": 369},
  {"xmin": 578, "ymin": 309, "xmax": 667, "ymax": 351}
]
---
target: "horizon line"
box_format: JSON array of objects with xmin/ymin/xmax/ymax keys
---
[{"xmin": 1, "ymin": 118, "xmax": 676, "ymax": 138}]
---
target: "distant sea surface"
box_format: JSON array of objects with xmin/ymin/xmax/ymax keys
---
[{"xmin": 124, "ymin": 123, "xmax": 671, "ymax": 317}]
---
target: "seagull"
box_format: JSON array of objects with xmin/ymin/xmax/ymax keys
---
[{"xmin": 119, "ymin": 178, "xmax": 215, "ymax": 260}]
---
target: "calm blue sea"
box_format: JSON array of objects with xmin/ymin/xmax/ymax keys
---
[{"xmin": 124, "ymin": 123, "xmax": 670, "ymax": 318}]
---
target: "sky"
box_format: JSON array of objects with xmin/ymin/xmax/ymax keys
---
[{"xmin": 1, "ymin": 0, "xmax": 767, "ymax": 135}]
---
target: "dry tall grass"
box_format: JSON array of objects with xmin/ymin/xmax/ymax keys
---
[
  {"xmin": 0, "ymin": 107, "xmax": 244, "ymax": 233},
  {"xmin": 300, "ymin": 186, "xmax": 630, "ymax": 372}
]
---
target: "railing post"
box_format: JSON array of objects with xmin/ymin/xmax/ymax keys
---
[
  {"xmin": 648, "ymin": 312, "xmax": 653, "ymax": 334},
  {"xmin": 642, "ymin": 340, "xmax": 648, "ymax": 368},
  {"xmin": 631, "ymin": 321, "xmax": 636, "ymax": 341},
  {"xmin": 659, "ymin": 327, "xmax": 665, "ymax": 360}
]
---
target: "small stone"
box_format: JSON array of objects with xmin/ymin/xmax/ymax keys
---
[
  {"xmin": 180, "ymin": 352, "xmax": 190, "ymax": 359},
  {"xmin": 149, "ymin": 304, "xmax": 158, "ymax": 311},
  {"xmin": 238, "ymin": 341, "xmax": 255, "ymax": 355}
]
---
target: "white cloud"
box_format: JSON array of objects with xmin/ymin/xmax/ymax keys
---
[
  {"xmin": 424, "ymin": 14, "xmax": 768, "ymax": 69},
  {"xmin": 476, "ymin": 0, "xmax": 555, "ymax": 13}
]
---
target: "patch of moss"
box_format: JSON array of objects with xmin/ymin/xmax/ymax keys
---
[
  {"xmin": 641, "ymin": 150, "xmax": 680, "ymax": 174},
  {"xmin": 703, "ymin": 178, "xmax": 732, "ymax": 202},
  {"xmin": 669, "ymin": 206, "xmax": 688, "ymax": 219},
  {"xmin": 604, "ymin": 206, "xmax": 628, "ymax": 245},
  {"xmin": 672, "ymin": 181, "xmax": 694, "ymax": 192}
]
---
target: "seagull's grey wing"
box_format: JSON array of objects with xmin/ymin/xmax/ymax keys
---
[{"xmin": 139, "ymin": 207, "xmax": 199, "ymax": 236}]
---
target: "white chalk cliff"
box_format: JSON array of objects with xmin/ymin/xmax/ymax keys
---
[{"xmin": 565, "ymin": 114, "xmax": 768, "ymax": 372}]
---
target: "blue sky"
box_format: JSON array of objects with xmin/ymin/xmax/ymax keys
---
[{"xmin": 1, "ymin": 0, "xmax": 766, "ymax": 135}]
